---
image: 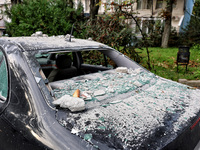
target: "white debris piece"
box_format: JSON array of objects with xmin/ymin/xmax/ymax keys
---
[
  {"xmin": 35, "ymin": 77, "xmax": 41, "ymax": 83},
  {"xmin": 109, "ymin": 100, "xmax": 122, "ymax": 104},
  {"xmin": 31, "ymin": 33, "xmax": 36, "ymax": 37},
  {"xmin": 43, "ymin": 34, "xmax": 48, "ymax": 37},
  {"xmin": 84, "ymin": 73, "xmax": 104, "ymax": 80},
  {"xmin": 94, "ymin": 90, "xmax": 106, "ymax": 96},
  {"xmin": 83, "ymin": 91, "xmax": 93, "ymax": 95},
  {"xmin": 31, "ymin": 31, "xmax": 48, "ymax": 37},
  {"xmin": 127, "ymin": 68, "xmax": 135, "ymax": 74},
  {"xmin": 81, "ymin": 91, "xmax": 92, "ymax": 100},
  {"xmin": 133, "ymin": 80, "xmax": 143, "ymax": 87},
  {"xmin": 71, "ymin": 128, "xmax": 80, "ymax": 135},
  {"xmin": 88, "ymin": 37, "xmax": 93, "ymax": 41},
  {"xmin": 35, "ymin": 31, "xmax": 43, "ymax": 37},
  {"xmin": 134, "ymin": 68, "xmax": 142, "ymax": 74},
  {"xmin": 115, "ymin": 67, "xmax": 128, "ymax": 73},
  {"xmin": 107, "ymin": 88, "xmax": 115, "ymax": 93},
  {"xmin": 127, "ymin": 68, "xmax": 142, "ymax": 75},
  {"xmin": 53, "ymin": 95, "xmax": 85, "ymax": 112}
]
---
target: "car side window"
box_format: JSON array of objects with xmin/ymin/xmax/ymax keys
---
[
  {"xmin": 0, "ymin": 51, "xmax": 8, "ymax": 101},
  {"xmin": 81, "ymin": 50, "xmax": 116, "ymax": 68}
]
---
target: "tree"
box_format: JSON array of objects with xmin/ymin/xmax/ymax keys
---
[
  {"xmin": 161, "ymin": 0, "xmax": 175, "ymax": 48},
  {"xmin": 77, "ymin": 1, "xmax": 145, "ymax": 64},
  {"xmin": 5, "ymin": 0, "xmax": 84, "ymax": 36},
  {"xmin": 90, "ymin": 0, "xmax": 100, "ymax": 20}
]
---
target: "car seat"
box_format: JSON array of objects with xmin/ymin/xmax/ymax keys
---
[{"xmin": 48, "ymin": 54, "xmax": 77, "ymax": 82}]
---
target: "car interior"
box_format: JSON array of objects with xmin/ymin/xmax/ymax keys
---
[{"xmin": 36, "ymin": 50, "xmax": 117, "ymax": 84}]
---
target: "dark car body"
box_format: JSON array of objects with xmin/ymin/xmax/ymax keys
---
[{"xmin": 0, "ymin": 36, "xmax": 200, "ymax": 150}]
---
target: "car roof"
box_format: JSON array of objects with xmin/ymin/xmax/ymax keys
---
[{"xmin": 0, "ymin": 36, "xmax": 111, "ymax": 52}]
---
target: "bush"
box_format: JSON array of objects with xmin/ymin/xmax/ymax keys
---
[
  {"xmin": 168, "ymin": 27, "xmax": 180, "ymax": 47},
  {"xmin": 144, "ymin": 20, "xmax": 180, "ymax": 47},
  {"xmin": 5, "ymin": 0, "xmax": 84, "ymax": 36},
  {"xmin": 147, "ymin": 20, "xmax": 163, "ymax": 47}
]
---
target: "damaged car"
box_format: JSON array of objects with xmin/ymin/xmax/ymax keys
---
[{"xmin": 0, "ymin": 34, "xmax": 200, "ymax": 150}]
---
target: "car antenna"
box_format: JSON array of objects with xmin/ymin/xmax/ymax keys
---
[{"xmin": 66, "ymin": 24, "xmax": 74, "ymax": 42}]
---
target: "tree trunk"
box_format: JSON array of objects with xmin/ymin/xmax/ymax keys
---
[
  {"xmin": 67, "ymin": 0, "xmax": 74, "ymax": 8},
  {"xmin": 161, "ymin": 0, "xmax": 173, "ymax": 48},
  {"xmin": 90, "ymin": 0, "xmax": 100, "ymax": 20},
  {"xmin": 161, "ymin": 18, "xmax": 171, "ymax": 48},
  {"xmin": 11, "ymin": 0, "xmax": 21, "ymax": 4}
]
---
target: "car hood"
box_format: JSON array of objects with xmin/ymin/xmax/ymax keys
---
[{"xmin": 52, "ymin": 69, "xmax": 200, "ymax": 149}]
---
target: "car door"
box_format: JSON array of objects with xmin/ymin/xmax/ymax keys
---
[
  {"xmin": 0, "ymin": 48, "xmax": 15, "ymax": 150},
  {"xmin": 0, "ymin": 47, "xmax": 44, "ymax": 150}
]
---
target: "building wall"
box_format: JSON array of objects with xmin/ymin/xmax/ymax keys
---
[
  {"xmin": 0, "ymin": 0, "xmax": 11, "ymax": 36},
  {"xmin": 75, "ymin": 0, "xmax": 192, "ymax": 33}
]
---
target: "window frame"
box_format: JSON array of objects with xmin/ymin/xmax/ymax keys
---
[
  {"xmin": 137, "ymin": 0, "xmax": 152, "ymax": 10},
  {"xmin": 156, "ymin": 0, "xmax": 163, "ymax": 9},
  {"xmin": 147, "ymin": 0, "xmax": 152, "ymax": 9},
  {"xmin": 137, "ymin": 0, "xmax": 142, "ymax": 9}
]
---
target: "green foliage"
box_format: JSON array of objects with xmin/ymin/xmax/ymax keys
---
[
  {"xmin": 192, "ymin": 43, "xmax": 200, "ymax": 51},
  {"xmin": 193, "ymin": 70, "xmax": 200, "ymax": 79},
  {"xmin": 141, "ymin": 19, "xmax": 180, "ymax": 47},
  {"xmin": 193, "ymin": 0, "xmax": 200, "ymax": 16},
  {"xmin": 181, "ymin": 18, "xmax": 200, "ymax": 46},
  {"xmin": 5, "ymin": 0, "xmax": 85, "ymax": 36},
  {"xmin": 76, "ymin": 12, "xmax": 142, "ymax": 63},
  {"xmin": 143, "ymin": 19, "xmax": 163, "ymax": 47},
  {"xmin": 82, "ymin": 51, "xmax": 105, "ymax": 66}
]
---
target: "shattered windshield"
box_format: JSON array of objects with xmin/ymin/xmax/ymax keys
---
[{"xmin": 51, "ymin": 67, "xmax": 200, "ymax": 149}]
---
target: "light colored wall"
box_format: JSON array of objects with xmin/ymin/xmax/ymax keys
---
[
  {"xmin": 0, "ymin": 0, "xmax": 11, "ymax": 36},
  {"xmin": 76, "ymin": 0, "xmax": 186, "ymax": 33},
  {"xmin": 171, "ymin": 0, "xmax": 185, "ymax": 32},
  {"xmin": 134, "ymin": 0, "xmax": 185, "ymax": 32}
]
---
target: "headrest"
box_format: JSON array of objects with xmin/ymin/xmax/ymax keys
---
[{"xmin": 56, "ymin": 54, "xmax": 72, "ymax": 69}]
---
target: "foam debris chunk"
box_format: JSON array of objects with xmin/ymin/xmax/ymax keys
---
[
  {"xmin": 53, "ymin": 95, "xmax": 85, "ymax": 112},
  {"xmin": 115, "ymin": 67, "xmax": 128, "ymax": 73}
]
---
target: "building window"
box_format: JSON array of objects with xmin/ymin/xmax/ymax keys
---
[
  {"xmin": 135, "ymin": 18, "xmax": 164, "ymax": 34},
  {"xmin": 137, "ymin": 0, "xmax": 152, "ymax": 10},
  {"xmin": 147, "ymin": 0, "xmax": 152, "ymax": 9},
  {"xmin": 137, "ymin": 0, "xmax": 142, "ymax": 9},
  {"xmin": 156, "ymin": 0, "xmax": 163, "ymax": 9}
]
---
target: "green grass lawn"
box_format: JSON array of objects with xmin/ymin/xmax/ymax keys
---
[{"xmin": 137, "ymin": 47, "xmax": 200, "ymax": 81}]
